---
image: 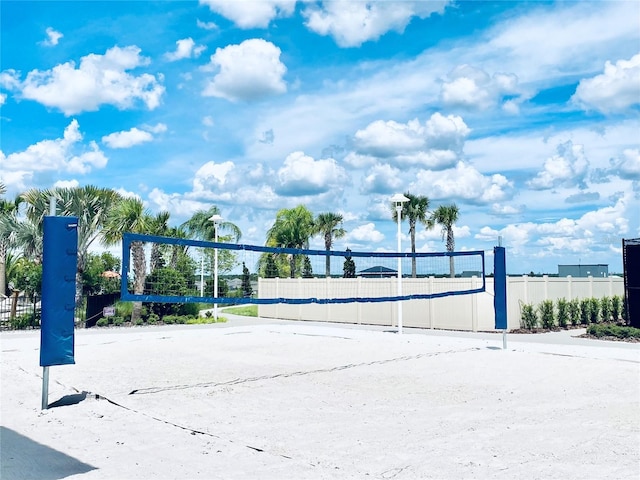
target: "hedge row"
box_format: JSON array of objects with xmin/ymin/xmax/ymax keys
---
[{"xmin": 519, "ymin": 295, "xmax": 627, "ymax": 330}]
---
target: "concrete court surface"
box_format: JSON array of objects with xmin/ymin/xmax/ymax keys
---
[{"xmin": 1, "ymin": 315, "xmax": 639, "ymax": 480}]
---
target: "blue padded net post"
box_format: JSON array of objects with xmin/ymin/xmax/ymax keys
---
[
  {"xmin": 40, "ymin": 216, "xmax": 78, "ymax": 367},
  {"xmin": 493, "ymin": 246, "xmax": 507, "ymax": 330}
]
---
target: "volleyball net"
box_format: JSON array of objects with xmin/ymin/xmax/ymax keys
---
[{"xmin": 120, "ymin": 233, "xmax": 486, "ymax": 305}]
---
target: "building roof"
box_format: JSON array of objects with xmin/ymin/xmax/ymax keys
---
[{"xmin": 358, "ymin": 266, "xmax": 398, "ymax": 277}]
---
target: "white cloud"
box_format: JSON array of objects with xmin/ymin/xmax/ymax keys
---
[
  {"xmin": 303, "ymin": 0, "xmax": 450, "ymax": 47},
  {"xmin": 53, "ymin": 179, "xmax": 79, "ymax": 189},
  {"xmin": 202, "ymin": 116, "xmax": 214, "ymax": 127},
  {"xmin": 611, "ymin": 148, "xmax": 640, "ymax": 180},
  {"xmin": 197, "ymin": 19, "xmax": 218, "ymax": 30},
  {"xmin": 199, "ymin": 0, "xmax": 296, "ymax": 28},
  {"xmin": 142, "ymin": 123, "xmax": 167, "ymax": 134},
  {"xmin": 360, "ymin": 163, "xmax": 402, "ymax": 194},
  {"xmin": 0, "ymin": 93, "xmax": 6, "ymax": 106},
  {"xmin": 354, "ymin": 119, "xmax": 425, "ymax": 157},
  {"xmin": 202, "ymin": 39, "xmax": 287, "ymax": 102},
  {"xmin": 5, "ymin": 46, "xmax": 164, "ymax": 115},
  {"xmin": 475, "ymin": 195, "xmax": 630, "ymax": 256},
  {"xmin": 491, "ymin": 203, "xmax": 522, "ymax": 216},
  {"xmin": 484, "ymin": 1, "xmax": 639, "ymax": 81},
  {"xmin": 276, "ymin": 151, "xmax": 348, "ymax": 196},
  {"xmin": 413, "ymin": 161, "xmax": 512, "ymax": 204},
  {"xmin": 353, "ymin": 113, "xmax": 470, "ymax": 169},
  {"xmin": 192, "ymin": 160, "xmax": 236, "ymax": 193},
  {"xmin": 41, "ymin": 27, "xmax": 63, "ymax": 46},
  {"xmin": 528, "ymin": 141, "xmax": 589, "ymax": 190},
  {"xmin": 0, "ymin": 120, "xmax": 107, "ymax": 191},
  {"xmin": 572, "ymin": 53, "xmax": 640, "ymax": 113},
  {"xmin": 148, "ymin": 188, "xmax": 209, "ymax": 218},
  {"xmin": 164, "ymin": 38, "xmax": 206, "ymax": 61},
  {"xmin": 102, "ymin": 128, "xmax": 154, "ymax": 149},
  {"xmin": 345, "ymin": 222, "xmax": 384, "ymax": 243},
  {"xmin": 440, "ymin": 64, "xmax": 524, "ymax": 111}
]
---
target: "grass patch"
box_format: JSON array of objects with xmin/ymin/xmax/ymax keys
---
[
  {"xmin": 187, "ymin": 316, "xmax": 227, "ymax": 325},
  {"xmin": 223, "ymin": 305, "xmax": 258, "ymax": 317}
]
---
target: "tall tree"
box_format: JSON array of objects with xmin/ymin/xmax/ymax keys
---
[
  {"xmin": 314, "ymin": 212, "xmax": 346, "ymax": 278},
  {"xmin": 343, "ymin": 249, "xmax": 356, "ymax": 278},
  {"xmin": 428, "ymin": 204, "xmax": 460, "ymax": 278},
  {"xmin": 391, "ymin": 193, "xmax": 430, "ymax": 278},
  {"xmin": 21, "ymin": 186, "xmax": 120, "ymax": 303},
  {"xmin": 266, "ymin": 205, "xmax": 314, "ymax": 278},
  {"xmin": 241, "ymin": 262, "xmax": 253, "ymax": 297},
  {"xmin": 182, "ymin": 206, "xmax": 242, "ymax": 290},
  {"xmin": 102, "ymin": 197, "xmax": 150, "ymax": 323},
  {"xmin": 147, "ymin": 211, "xmax": 171, "ymax": 273},
  {"xmin": 181, "ymin": 206, "xmax": 241, "ymax": 243},
  {"xmin": 0, "ymin": 193, "xmax": 21, "ymax": 296}
]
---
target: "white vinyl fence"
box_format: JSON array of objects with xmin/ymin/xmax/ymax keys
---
[{"xmin": 258, "ymin": 276, "xmax": 625, "ymax": 331}]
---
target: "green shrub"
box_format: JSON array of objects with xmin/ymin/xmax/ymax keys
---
[
  {"xmin": 147, "ymin": 313, "xmax": 159, "ymax": 324},
  {"xmin": 520, "ymin": 303, "xmax": 537, "ymax": 330},
  {"xmin": 9, "ymin": 312, "xmax": 39, "ymax": 330},
  {"xmin": 112, "ymin": 316, "xmax": 124, "ymax": 326},
  {"xmin": 611, "ymin": 295, "xmax": 623, "ymax": 322},
  {"xmin": 579, "ymin": 298, "xmax": 591, "ymax": 325},
  {"xmin": 179, "ymin": 302, "xmax": 199, "ymax": 317},
  {"xmin": 589, "ymin": 298, "xmax": 600, "ymax": 324},
  {"xmin": 162, "ymin": 315, "xmax": 177, "ymax": 324},
  {"xmin": 132, "ymin": 317, "xmax": 144, "ymax": 326},
  {"xmin": 568, "ymin": 298, "xmax": 580, "ymax": 326},
  {"xmin": 115, "ymin": 301, "xmax": 133, "ymax": 318},
  {"xmin": 600, "ymin": 297, "xmax": 612, "ymax": 323},
  {"xmin": 538, "ymin": 300, "xmax": 555, "ymax": 329},
  {"xmin": 556, "ymin": 298, "xmax": 569, "ymax": 328},
  {"xmin": 587, "ymin": 324, "xmax": 640, "ymax": 339},
  {"xmin": 96, "ymin": 318, "xmax": 109, "ymax": 327},
  {"xmin": 175, "ymin": 315, "xmax": 188, "ymax": 324}
]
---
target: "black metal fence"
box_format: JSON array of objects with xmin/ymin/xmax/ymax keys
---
[{"xmin": 0, "ymin": 295, "xmax": 41, "ymax": 329}]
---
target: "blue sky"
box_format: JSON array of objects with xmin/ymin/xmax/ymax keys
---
[{"xmin": 1, "ymin": 0, "xmax": 639, "ymax": 274}]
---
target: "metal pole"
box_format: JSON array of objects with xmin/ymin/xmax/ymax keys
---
[
  {"xmin": 214, "ymin": 223, "xmax": 219, "ymax": 322},
  {"xmin": 42, "ymin": 196, "xmax": 56, "ymax": 410},
  {"xmin": 396, "ymin": 204, "xmax": 403, "ymax": 335}
]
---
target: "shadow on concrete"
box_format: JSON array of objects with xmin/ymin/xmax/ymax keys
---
[{"xmin": 0, "ymin": 427, "xmax": 96, "ymax": 480}]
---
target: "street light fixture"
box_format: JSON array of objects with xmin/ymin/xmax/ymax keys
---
[
  {"xmin": 209, "ymin": 214, "xmax": 223, "ymax": 321},
  {"xmin": 390, "ymin": 193, "xmax": 409, "ymax": 334}
]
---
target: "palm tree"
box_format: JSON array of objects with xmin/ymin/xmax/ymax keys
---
[
  {"xmin": 166, "ymin": 225, "xmax": 189, "ymax": 269},
  {"xmin": 314, "ymin": 212, "xmax": 346, "ymax": 278},
  {"xmin": 181, "ymin": 206, "xmax": 241, "ymax": 243},
  {"xmin": 182, "ymin": 206, "xmax": 242, "ymax": 293},
  {"xmin": 147, "ymin": 211, "xmax": 171, "ymax": 273},
  {"xmin": 428, "ymin": 204, "xmax": 460, "ymax": 278},
  {"xmin": 102, "ymin": 197, "xmax": 150, "ymax": 323},
  {"xmin": 266, "ymin": 205, "xmax": 315, "ymax": 278},
  {"xmin": 0, "ymin": 193, "xmax": 21, "ymax": 296},
  {"xmin": 21, "ymin": 186, "xmax": 120, "ymax": 304},
  {"xmin": 391, "ymin": 193, "xmax": 430, "ymax": 278}
]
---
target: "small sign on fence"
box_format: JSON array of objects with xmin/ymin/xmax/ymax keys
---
[{"xmin": 103, "ymin": 306, "xmax": 116, "ymax": 317}]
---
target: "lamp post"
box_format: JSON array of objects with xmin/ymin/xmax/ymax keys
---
[
  {"xmin": 390, "ymin": 193, "xmax": 409, "ymax": 334},
  {"xmin": 209, "ymin": 214, "xmax": 223, "ymax": 321}
]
